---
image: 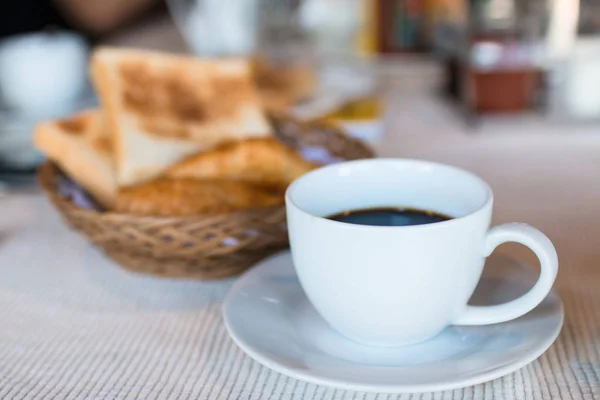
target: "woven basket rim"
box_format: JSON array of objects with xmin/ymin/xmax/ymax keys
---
[
  {"xmin": 37, "ymin": 162, "xmax": 285, "ymax": 223},
  {"xmin": 38, "ymin": 117, "xmax": 375, "ymax": 223}
]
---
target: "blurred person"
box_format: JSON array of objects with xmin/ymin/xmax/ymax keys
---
[{"xmin": 0, "ymin": 0, "xmax": 163, "ymax": 40}]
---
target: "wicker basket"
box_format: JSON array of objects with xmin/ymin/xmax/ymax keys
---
[{"xmin": 38, "ymin": 117, "xmax": 374, "ymax": 279}]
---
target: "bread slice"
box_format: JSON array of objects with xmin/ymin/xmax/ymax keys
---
[
  {"xmin": 33, "ymin": 110, "xmax": 117, "ymax": 208},
  {"xmin": 33, "ymin": 109, "xmax": 116, "ymax": 208},
  {"xmin": 252, "ymin": 57, "xmax": 315, "ymax": 113},
  {"xmin": 165, "ymin": 138, "xmax": 317, "ymax": 189},
  {"xmin": 90, "ymin": 47, "xmax": 272, "ymax": 187}
]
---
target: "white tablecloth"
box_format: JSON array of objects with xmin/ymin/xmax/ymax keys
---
[
  {"xmin": 0, "ymin": 192, "xmax": 597, "ymax": 400},
  {"xmin": 2, "ymin": 103, "xmax": 600, "ymax": 398}
]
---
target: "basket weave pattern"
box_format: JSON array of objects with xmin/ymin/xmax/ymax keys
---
[{"xmin": 38, "ymin": 118, "xmax": 374, "ymax": 279}]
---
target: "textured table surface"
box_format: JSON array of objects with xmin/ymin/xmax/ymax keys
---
[{"xmin": 1, "ymin": 89, "xmax": 600, "ymax": 399}]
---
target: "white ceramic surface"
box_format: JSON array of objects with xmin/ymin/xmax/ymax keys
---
[
  {"xmin": 167, "ymin": 0, "xmax": 258, "ymax": 56},
  {"xmin": 285, "ymin": 159, "xmax": 558, "ymax": 346},
  {"xmin": 0, "ymin": 31, "xmax": 88, "ymax": 112},
  {"xmin": 223, "ymin": 251, "xmax": 564, "ymax": 393}
]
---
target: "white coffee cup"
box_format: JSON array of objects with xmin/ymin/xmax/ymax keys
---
[
  {"xmin": 285, "ymin": 159, "xmax": 558, "ymax": 347},
  {"xmin": 0, "ymin": 31, "xmax": 88, "ymax": 112}
]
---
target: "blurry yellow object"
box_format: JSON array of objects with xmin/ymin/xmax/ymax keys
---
[
  {"xmin": 323, "ymin": 97, "xmax": 382, "ymax": 123},
  {"xmin": 355, "ymin": 0, "xmax": 378, "ymax": 56},
  {"xmin": 320, "ymin": 96, "xmax": 384, "ymax": 144}
]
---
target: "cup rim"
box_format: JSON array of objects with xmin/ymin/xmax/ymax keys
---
[
  {"xmin": 285, "ymin": 158, "xmax": 494, "ymax": 230},
  {"xmin": 0, "ymin": 30, "xmax": 87, "ymax": 51}
]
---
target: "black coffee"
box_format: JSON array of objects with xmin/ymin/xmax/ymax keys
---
[{"xmin": 327, "ymin": 207, "xmax": 452, "ymax": 227}]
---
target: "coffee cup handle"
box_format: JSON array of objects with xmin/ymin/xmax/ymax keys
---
[{"xmin": 453, "ymin": 223, "xmax": 558, "ymax": 325}]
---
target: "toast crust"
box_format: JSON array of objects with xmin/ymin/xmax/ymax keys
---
[{"xmin": 33, "ymin": 110, "xmax": 117, "ymax": 208}]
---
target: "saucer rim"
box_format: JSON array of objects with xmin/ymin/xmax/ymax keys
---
[{"xmin": 223, "ymin": 251, "xmax": 564, "ymax": 393}]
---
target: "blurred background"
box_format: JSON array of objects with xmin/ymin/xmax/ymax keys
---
[{"xmin": 0, "ymin": 0, "xmax": 594, "ymax": 182}]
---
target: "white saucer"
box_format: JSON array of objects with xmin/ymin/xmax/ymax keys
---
[{"xmin": 223, "ymin": 251, "xmax": 563, "ymax": 393}]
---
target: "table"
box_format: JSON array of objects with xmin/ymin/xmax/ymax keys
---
[{"xmin": 1, "ymin": 92, "xmax": 599, "ymax": 399}]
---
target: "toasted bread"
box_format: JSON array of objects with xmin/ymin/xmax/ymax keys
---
[
  {"xmin": 166, "ymin": 138, "xmax": 317, "ymax": 190},
  {"xmin": 90, "ymin": 47, "xmax": 272, "ymax": 187},
  {"xmin": 114, "ymin": 178, "xmax": 282, "ymax": 216},
  {"xmin": 252, "ymin": 57, "xmax": 315, "ymax": 113},
  {"xmin": 33, "ymin": 110, "xmax": 116, "ymax": 208}
]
